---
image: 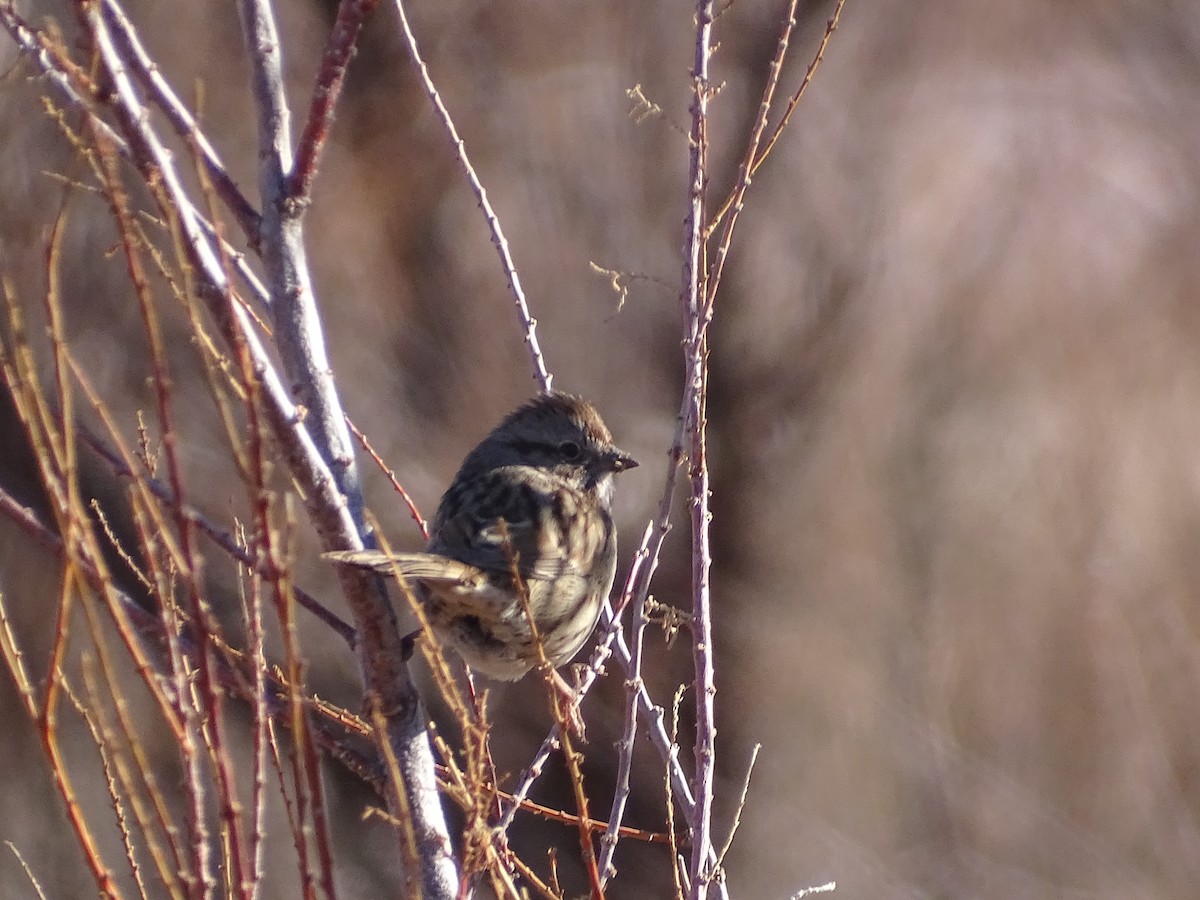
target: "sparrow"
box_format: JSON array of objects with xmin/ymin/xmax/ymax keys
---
[{"xmin": 327, "ymin": 392, "xmax": 637, "ymax": 686}]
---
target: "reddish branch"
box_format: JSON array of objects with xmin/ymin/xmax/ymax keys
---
[{"xmin": 288, "ymin": 0, "xmax": 381, "ymax": 204}]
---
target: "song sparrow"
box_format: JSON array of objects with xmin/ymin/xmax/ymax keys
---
[{"xmin": 327, "ymin": 392, "xmax": 637, "ymax": 683}]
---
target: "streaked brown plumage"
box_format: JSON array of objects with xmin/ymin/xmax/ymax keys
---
[{"xmin": 327, "ymin": 392, "xmax": 637, "ymax": 681}]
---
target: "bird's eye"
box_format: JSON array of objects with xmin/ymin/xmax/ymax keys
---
[{"xmin": 558, "ymin": 440, "xmax": 582, "ymax": 460}]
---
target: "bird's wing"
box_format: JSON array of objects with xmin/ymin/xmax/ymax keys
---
[{"xmin": 429, "ymin": 466, "xmax": 590, "ymax": 582}]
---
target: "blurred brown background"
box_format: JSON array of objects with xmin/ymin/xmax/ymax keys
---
[{"xmin": 4, "ymin": 0, "xmax": 1200, "ymax": 896}]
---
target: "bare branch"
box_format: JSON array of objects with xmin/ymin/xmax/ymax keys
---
[
  {"xmin": 597, "ymin": 559, "xmax": 653, "ymax": 883},
  {"xmin": 682, "ymin": 1, "xmax": 719, "ymax": 896},
  {"xmin": 288, "ymin": 0, "xmax": 381, "ymax": 204},
  {"xmin": 235, "ymin": 2, "xmax": 456, "ymax": 892},
  {"xmin": 715, "ymin": 743, "xmax": 761, "ymax": 869},
  {"xmin": 99, "ymin": 0, "xmax": 262, "ymax": 247},
  {"xmin": 389, "ymin": 0, "xmax": 553, "ymax": 394},
  {"xmin": 79, "ymin": 423, "xmax": 358, "ymax": 646},
  {"xmin": 3, "ymin": 0, "xmax": 459, "ymax": 889},
  {"xmin": 704, "ymin": 0, "xmax": 799, "ymax": 305},
  {"xmin": 756, "ymin": 0, "xmax": 846, "ymax": 174}
]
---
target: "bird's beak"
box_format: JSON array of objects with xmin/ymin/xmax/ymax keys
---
[{"xmin": 607, "ymin": 448, "xmax": 638, "ymax": 472}]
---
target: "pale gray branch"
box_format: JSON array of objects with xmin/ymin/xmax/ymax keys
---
[{"xmin": 235, "ymin": 1, "xmax": 456, "ymax": 894}]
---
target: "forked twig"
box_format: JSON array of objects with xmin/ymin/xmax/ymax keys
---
[
  {"xmin": 704, "ymin": 0, "xmax": 800, "ymax": 307},
  {"xmin": 99, "ymin": 0, "xmax": 262, "ymax": 246},
  {"xmin": 756, "ymin": 0, "xmax": 846, "ymax": 176}
]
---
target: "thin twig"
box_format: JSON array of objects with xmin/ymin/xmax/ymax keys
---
[
  {"xmin": 347, "ymin": 416, "xmax": 429, "ymax": 540},
  {"xmin": 390, "ymin": 0, "xmax": 553, "ymax": 394},
  {"xmin": 70, "ymin": 667, "xmax": 152, "ymax": 900},
  {"xmin": 598, "ymin": 524, "xmax": 655, "ymax": 883},
  {"xmin": 495, "ymin": 791, "xmax": 671, "ymax": 845},
  {"xmin": 714, "ymin": 743, "xmax": 761, "ymax": 870},
  {"xmin": 4, "ymin": 842, "xmax": 49, "ymax": 900},
  {"xmin": 668, "ymin": 684, "xmax": 688, "ymax": 900},
  {"xmin": 790, "ymin": 883, "xmax": 837, "ymax": 898},
  {"xmin": 38, "ymin": 187, "xmax": 79, "ymax": 734},
  {"xmin": 242, "ymin": 529, "xmax": 272, "ymax": 899},
  {"xmin": 77, "ymin": 423, "xmax": 358, "ymax": 646}
]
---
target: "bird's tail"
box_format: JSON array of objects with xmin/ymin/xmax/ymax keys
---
[{"xmin": 323, "ymin": 549, "xmax": 481, "ymax": 586}]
